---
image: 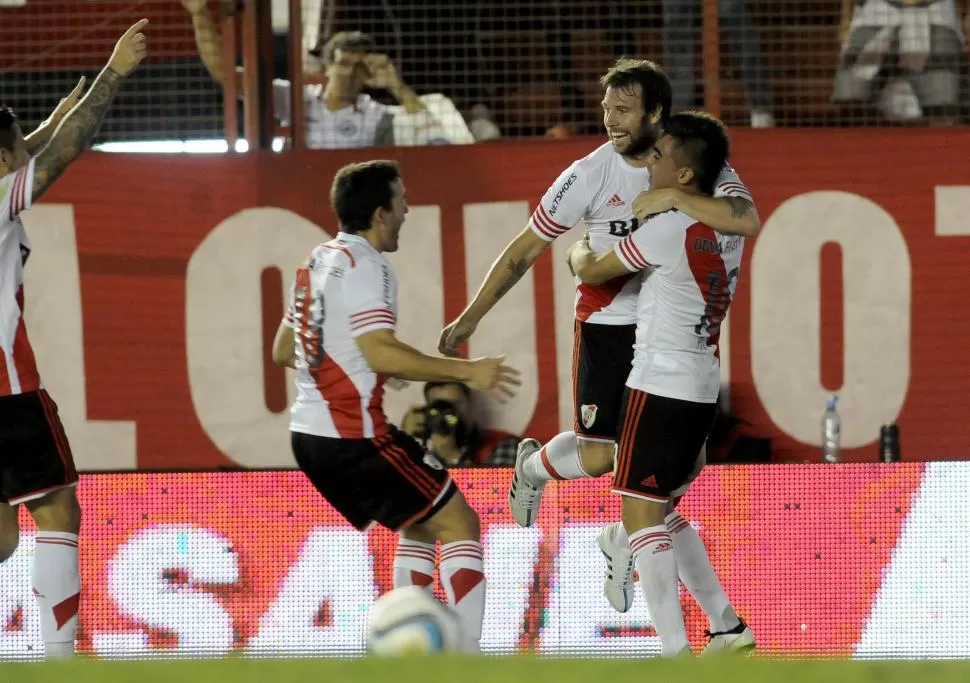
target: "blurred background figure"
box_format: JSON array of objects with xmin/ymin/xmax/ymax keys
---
[{"xmin": 402, "ymin": 382, "xmax": 521, "ymax": 467}]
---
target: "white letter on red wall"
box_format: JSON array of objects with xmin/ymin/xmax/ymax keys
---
[
  {"xmin": 186, "ymin": 208, "xmax": 325, "ymax": 467},
  {"xmin": 751, "ymin": 191, "xmax": 910, "ymax": 447}
]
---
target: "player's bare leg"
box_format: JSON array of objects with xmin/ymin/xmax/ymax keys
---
[
  {"xmin": 407, "ymin": 491, "xmax": 484, "ymax": 653},
  {"xmin": 622, "ymin": 494, "xmax": 692, "ymax": 658},
  {"xmin": 394, "ymin": 527, "xmax": 436, "ymax": 592},
  {"xmin": 0, "ymin": 503, "xmax": 20, "ymax": 562},
  {"xmin": 25, "ymin": 487, "xmax": 81, "ymax": 659},
  {"xmin": 509, "ymin": 433, "xmax": 613, "ymax": 527}
]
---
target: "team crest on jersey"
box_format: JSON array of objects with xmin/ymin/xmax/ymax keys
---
[
  {"xmin": 581, "ymin": 404, "xmax": 598, "ymax": 429},
  {"xmin": 423, "ymin": 451, "xmax": 444, "ymax": 471}
]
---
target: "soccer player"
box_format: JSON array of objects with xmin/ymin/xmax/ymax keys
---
[
  {"xmin": 0, "ymin": 20, "xmax": 148, "ymax": 658},
  {"xmin": 272, "ymin": 160, "xmax": 520, "ymax": 653},
  {"xmin": 438, "ymin": 58, "xmax": 757, "ymax": 649},
  {"xmin": 567, "ymin": 111, "xmax": 749, "ymax": 657}
]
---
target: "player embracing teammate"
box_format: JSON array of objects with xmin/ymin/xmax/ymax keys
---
[{"xmin": 441, "ymin": 58, "xmax": 757, "ymax": 657}]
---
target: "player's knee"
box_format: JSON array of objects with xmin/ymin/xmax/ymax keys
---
[
  {"xmin": 26, "ymin": 488, "xmax": 81, "ymax": 534},
  {"xmin": 577, "ymin": 440, "xmax": 615, "ymax": 477}
]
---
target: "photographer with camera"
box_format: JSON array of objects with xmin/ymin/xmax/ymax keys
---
[{"xmin": 402, "ymin": 382, "xmax": 521, "ymax": 467}]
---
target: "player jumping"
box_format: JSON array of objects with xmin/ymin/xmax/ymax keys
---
[
  {"xmin": 438, "ymin": 58, "xmax": 756, "ymax": 652},
  {"xmin": 272, "ymin": 160, "xmax": 520, "ymax": 653},
  {"xmin": 0, "ymin": 20, "xmax": 148, "ymax": 658},
  {"xmin": 568, "ymin": 111, "xmax": 748, "ymax": 657}
]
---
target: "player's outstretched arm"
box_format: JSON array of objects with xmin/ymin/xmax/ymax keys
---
[
  {"xmin": 31, "ymin": 20, "xmax": 148, "ymax": 203},
  {"xmin": 358, "ymin": 329, "xmax": 520, "ymax": 401},
  {"xmin": 438, "ymin": 227, "xmax": 549, "ymax": 355},
  {"xmin": 24, "ymin": 77, "xmax": 87, "ymax": 155}
]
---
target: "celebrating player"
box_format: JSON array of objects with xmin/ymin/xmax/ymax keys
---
[
  {"xmin": 438, "ymin": 58, "xmax": 757, "ymax": 650},
  {"xmin": 272, "ymin": 160, "xmax": 520, "ymax": 653},
  {"xmin": 567, "ymin": 111, "xmax": 750, "ymax": 657},
  {"xmin": 0, "ymin": 20, "xmax": 148, "ymax": 658}
]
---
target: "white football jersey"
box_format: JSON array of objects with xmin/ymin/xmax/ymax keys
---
[
  {"xmin": 613, "ymin": 209, "xmax": 745, "ymax": 403},
  {"xmin": 0, "ymin": 159, "xmax": 43, "ymax": 397},
  {"xmin": 285, "ymin": 232, "xmax": 398, "ymax": 438},
  {"xmin": 529, "ymin": 142, "xmax": 752, "ymax": 325}
]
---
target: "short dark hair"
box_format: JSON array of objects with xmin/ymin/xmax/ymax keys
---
[
  {"xmin": 600, "ymin": 58, "xmax": 672, "ymax": 127},
  {"xmin": 423, "ymin": 381, "xmax": 471, "ymax": 403},
  {"xmin": 317, "ymin": 31, "xmax": 379, "ymax": 64},
  {"xmin": 0, "ymin": 106, "xmax": 19, "ymax": 155},
  {"xmin": 330, "ymin": 160, "xmax": 401, "ymax": 234},
  {"xmin": 664, "ymin": 111, "xmax": 730, "ymax": 196}
]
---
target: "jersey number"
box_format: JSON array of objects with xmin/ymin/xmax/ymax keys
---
[
  {"xmin": 292, "ymin": 270, "xmax": 326, "ymax": 369},
  {"xmin": 695, "ymin": 267, "xmax": 739, "ymax": 339},
  {"xmin": 608, "ymin": 217, "xmax": 640, "ymax": 237}
]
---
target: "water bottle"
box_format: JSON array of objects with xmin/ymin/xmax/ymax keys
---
[{"xmin": 821, "ymin": 395, "xmax": 841, "ymax": 463}]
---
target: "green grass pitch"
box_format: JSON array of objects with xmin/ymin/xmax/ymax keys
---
[{"xmin": 3, "ymin": 656, "xmax": 970, "ymax": 683}]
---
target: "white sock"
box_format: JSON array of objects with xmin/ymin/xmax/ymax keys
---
[
  {"xmin": 522, "ymin": 431, "xmax": 590, "ymax": 484},
  {"xmin": 33, "ymin": 532, "xmax": 80, "ymax": 659},
  {"xmin": 666, "ymin": 511, "xmax": 739, "ymax": 633},
  {"xmin": 393, "ymin": 538, "xmax": 436, "ymax": 592},
  {"xmin": 629, "ymin": 524, "xmax": 689, "ymax": 657},
  {"xmin": 439, "ymin": 540, "xmax": 486, "ymax": 653}
]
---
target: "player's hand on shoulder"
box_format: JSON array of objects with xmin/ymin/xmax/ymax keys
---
[
  {"xmin": 632, "ymin": 187, "xmax": 681, "ymax": 222},
  {"xmin": 466, "ymin": 355, "xmax": 521, "ymax": 402},
  {"xmin": 438, "ymin": 316, "xmax": 477, "ymax": 357},
  {"xmin": 109, "ymin": 19, "xmax": 149, "ymax": 77}
]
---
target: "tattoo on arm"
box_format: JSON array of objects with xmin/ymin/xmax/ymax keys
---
[
  {"xmin": 726, "ymin": 197, "xmax": 753, "ymax": 219},
  {"xmin": 32, "ymin": 68, "xmax": 123, "ymax": 202},
  {"xmin": 493, "ymin": 258, "xmax": 529, "ymax": 301}
]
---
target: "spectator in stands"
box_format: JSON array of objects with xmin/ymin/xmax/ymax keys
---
[
  {"xmin": 663, "ymin": 0, "xmax": 776, "ymax": 128},
  {"xmin": 832, "ymin": 0, "xmax": 966, "ymax": 124},
  {"xmin": 181, "ymin": 1, "xmax": 463, "ymax": 147},
  {"xmin": 401, "ymin": 382, "xmax": 521, "ymax": 467}
]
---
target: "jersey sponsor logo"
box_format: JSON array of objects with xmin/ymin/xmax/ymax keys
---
[
  {"xmin": 608, "ymin": 217, "xmax": 639, "ymax": 237},
  {"xmin": 641, "ymin": 474, "xmax": 658, "ymax": 488},
  {"xmin": 547, "ymin": 173, "xmax": 578, "ymax": 217},
  {"xmin": 580, "ymin": 403, "xmax": 598, "ymax": 429},
  {"xmin": 607, "ymin": 193, "xmax": 624, "ymax": 208},
  {"xmin": 653, "ymin": 541, "xmax": 672, "ymax": 554}
]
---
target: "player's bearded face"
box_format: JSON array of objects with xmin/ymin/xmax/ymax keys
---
[
  {"xmin": 602, "ymin": 85, "xmax": 661, "ymax": 159},
  {"xmin": 622, "ymin": 115, "xmax": 661, "ymax": 158}
]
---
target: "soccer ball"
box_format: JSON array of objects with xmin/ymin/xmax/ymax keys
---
[{"xmin": 366, "ymin": 586, "xmax": 464, "ymax": 656}]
